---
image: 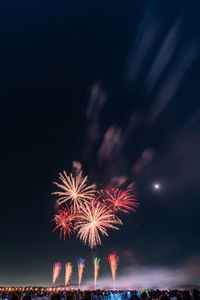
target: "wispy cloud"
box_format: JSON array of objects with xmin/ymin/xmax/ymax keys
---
[
  {"xmin": 150, "ymin": 43, "xmax": 200, "ymax": 121},
  {"xmin": 83, "ymin": 82, "xmax": 107, "ymax": 158},
  {"xmin": 144, "ymin": 19, "xmax": 182, "ymax": 94},
  {"xmin": 98, "ymin": 126, "xmax": 123, "ymax": 161},
  {"xmin": 72, "ymin": 160, "xmax": 82, "ymax": 174},
  {"xmin": 132, "ymin": 149, "xmax": 154, "ymax": 174}
]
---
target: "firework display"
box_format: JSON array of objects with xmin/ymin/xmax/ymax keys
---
[
  {"xmin": 51, "ymin": 255, "xmax": 118, "ymax": 288},
  {"xmin": 53, "ymin": 262, "xmax": 61, "ymax": 286},
  {"xmin": 52, "ymin": 166, "xmax": 138, "ymax": 248},
  {"xmin": 77, "ymin": 258, "xmax": 85, "ymax": 288},
  {"xmin": 108, "ymin": 253, "xmax": 118, "ymax": 282},
  {"xmin": 65, "ymin": 263, "xmax": 72, "ymax": 287},
  {"xmin": 94, "ymin": 257, "xmax": 100, "ymax": 289}
]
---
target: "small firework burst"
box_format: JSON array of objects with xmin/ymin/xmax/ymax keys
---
[
  {"xmin": 52, "ymin": 205, "xmax": 77, "ymax": 240},
  {"xmin": 103, "ymin": 188, "xmax": 139, "ymax": 213}
]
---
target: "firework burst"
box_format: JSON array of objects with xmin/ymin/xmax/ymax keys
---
[
  {"xmin": 75, "ymin": 199, "xmax": 121, "ymax": 248},
  {"xmin": 103, "ymin": 188, "xmax": 138, "ymax": 213},
  {"xmin": 52, "ymin": 205, "xmax": 77, "ymax": 240},
  {"xmin": 52, "ymin": 171, "xmax": 96, "ymax": 208}
]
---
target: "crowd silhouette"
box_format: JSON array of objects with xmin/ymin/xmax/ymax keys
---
[{"xmin": 0, "ymin": 289, "xmax": 199, "ymax": 300}]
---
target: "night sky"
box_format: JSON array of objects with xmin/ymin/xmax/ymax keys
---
[{"xmin": 1, "ymin": 0, "xmax": 200, "ymax": 287}]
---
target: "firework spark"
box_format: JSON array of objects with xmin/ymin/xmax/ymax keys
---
[
  {"xmin": 75, "ymin": 199, "xmax": 121, "ymax": 248},
  {"xmin": 52, "ymin": 171, "xmax": 96, "ymax": 208},
  {"xmin": 94, "ymin": 257, "xmax": 100, "ymax": 289},
  {"xmin": 52, "ymin": 205, "xmax": 77, "ymax": 240},
  {"xmin": 77, "ymin": 258, "xmax": 85, "ymax": 288},
  {"xmin": 108, "ymin": 253, "xmax": 118, "ymax": 282},
  {"xmin": 104, "ymin": 188, "xmax": 138, "ymax": 213},
  {"xmin": 53, "ymin": 262, "xmax": 61, "ymax": 286},
  {"xmin": 65, "ymin": 263, "xmax": 72, "ymax": 287}
]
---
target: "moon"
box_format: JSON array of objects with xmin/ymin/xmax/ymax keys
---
[{"xmin": 154, "ymin": 183, "xmax": 161, "ymax": 190}]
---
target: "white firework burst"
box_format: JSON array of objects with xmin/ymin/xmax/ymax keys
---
[
  {"xmin": 75, "ymin": 199, "xmax": 121, "ymax": 248},
  {"xmin": 52, "ymin": 171, "xmax": 96, "ymax": 208}
]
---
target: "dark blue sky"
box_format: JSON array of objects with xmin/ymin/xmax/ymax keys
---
[{"xmin": 0, "ymin": 0, "xmax": 200, "ymax": 287}]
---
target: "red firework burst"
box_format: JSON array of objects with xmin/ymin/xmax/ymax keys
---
[
  {"xmin": 103, "ymin": 188, "xmax": 139, "ymax": 213},
  {"xmin": 52, "ymin": 205, "xmax": 78, "ymax": 240}
]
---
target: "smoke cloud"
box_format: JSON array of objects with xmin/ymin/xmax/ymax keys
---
[{"xmin": 81, "ymin": 258, "xmax": 200, "ymax": 290}]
